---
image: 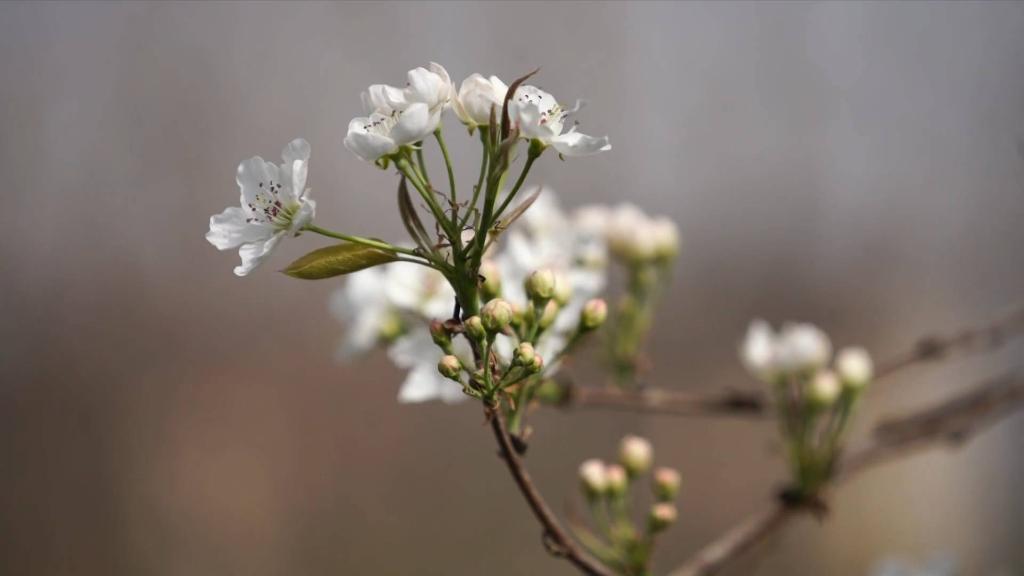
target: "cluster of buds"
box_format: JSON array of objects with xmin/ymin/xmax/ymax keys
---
[
  {"xmin": 575, "ymin": 436, "xmax": 681, "ymax": 573},
  {"xmin": 740, "ymin": 320, "xmax": 874, "ymax": 496},
  {"xmin": 572, "ymin": 205, "xmax": 680, "ymax": 384}
]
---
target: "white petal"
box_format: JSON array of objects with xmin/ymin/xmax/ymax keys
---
[
  {"xmin": 281, "ymin": 138, "xmax": 311, "ymax": 198},
  {"xmin": 398, "ymin": 364, "xmax": 465, "ymax": 404},
  {"xmin": 390, "ymin": 102, "xmax": 433, "ymax": 145},
  {"xmin": 549, "ymin": 131, "xmax": 611, "ymax": 157},
  {"xmin": 344, "ymin": 117, "xmax": 397, "ymax": 162},
  {"xmin": 364, "ymin": 84, "xmax": 407, "ymax": 112},
  {"xmin": 236, "ymin": 156, "xmax": 281, "ymax": 212},
  {"xmin": 288, "ymin": 198, "xmax": 316, "ymax": 234},
  {"xmin": 233, "ymin": 231, "xmax": 284, "ymax": 277},
  {"xmin": 206, "ymin": 206, "xmax": 274, "ymax": 250},
  {"xmin": 388, "ymin": 331, "xmax": 439, "ymax": 369}
]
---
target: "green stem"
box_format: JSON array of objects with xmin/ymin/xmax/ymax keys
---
[
  {"xmin": 395, "ymin": 156, "xmax": 458, "ymax": 244},
  {"xmin": 434, "ymin": 128, "xmax": 457, "ymax": 221},
  {"xmin": 460, "ymin": 127, "xmax": 490, "ymax": 230},
  {"xmin": 492, "ymin": 150, "xmax": 539, "ymax": 222},
  {"xmin": 415, "ymin": 146, "xmax": 431, "ymax": 187},
  {"xmin": 305, "ymin": 225, "xmax": 421, "ymax": 258}
]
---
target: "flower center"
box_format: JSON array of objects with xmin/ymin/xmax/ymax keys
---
[
  {"xmin": 246, "ymin": 179, "xmax": 297, "ymax": 228},
  {"xmin": 362, "ymin": 110, "xmax": 402, "ymax": 136}
]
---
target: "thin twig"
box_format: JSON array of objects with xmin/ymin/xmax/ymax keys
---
[
  {"xmin": 667, "ymin": 371, "xmax": 1024, "ymax": 576},
  {"xmin": 562, "ymin": 306, "xmax": 1024, "ymax": 418},
  {"xmin": 487, "ymin": 405, "xmax": 615, "ymax": 576}
]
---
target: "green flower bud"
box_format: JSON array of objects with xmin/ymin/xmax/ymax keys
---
[
  {"xmin": 538, "ymin": 300, "xmax": 560, "ymax": 330},
  {"xmin": 430, "ymin": 319, "xmax": 451, "ymax": 349},
  {"xmin": 605, "ymin": 464, "xmax": 628, "ymax": 497},
  {"xmin": 527, "ymin": 354, "xmax": 544, "ymax": 375},
  {"xmin": 648, "ymin": 502, "xmax": 678, "ymax": 533},
  {"xmin": 652, "ymin": 467, "xmax": 681, "ymax": 502},
  {"xmin": 580, "ymin": 298, "xmax": 608, "ymax": 331},
  {"xmin": 579, "ymin": 459, "xmax": 607, "ymax": 500},
  {"xmin": 513, "ymin": 342, "xmax": 536, "ymax": 366},
  {"xmin": 619, "ymin": 435, "xmax": 653, "ymax": 476},
  {"xmin": 525, "ymin": 268, "xmax": 556, "ymax": 303},
  {"xmin": 809, "ymin": 370, "xmax": 841, "ymax": 407},
  {"xmin": 552, "ymin": 273, "xmax": 572, "ymax": 306},
  {"xmin": 437, "ymin": 355, "xmax": 462, "ymax": 381},
  {"xmin": 480, "ymin": 260, "xmax": 502, "ymax": 300},
  {"xmin": 481, "ymin": 299, "xmax": 514, "ymax": 333},
  {"xmin": 464, "ymin": 316, "xmax": 486, "ymax": 342}
]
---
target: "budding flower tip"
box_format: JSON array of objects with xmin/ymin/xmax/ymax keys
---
[
  {"xmin": 525, "ymin": 268, "xmax": 556, "ymax": 303},
  {"xmin": 648, "ymin": 502, "xmax": 678, "ymax": 532},
  {"xmin": 580, "ymin": 298, "xmax": 608, "ymax": 330},
  {"xmin": 619, "ymin": 435, "xmax": 653, "ymax": 476},
  {"xmin": 653, "ymin": 467, "xmax": 681, "ymax": 501}
]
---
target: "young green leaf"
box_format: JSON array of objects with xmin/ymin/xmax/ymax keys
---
[{"xmin": 282, "ymin": 243, "xmax": 398, "ymax": 279}]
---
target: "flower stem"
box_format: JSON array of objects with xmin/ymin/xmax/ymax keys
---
[
  {"xmin": 460, "ymin": 127, "xmax": 490, "ymax": 230},
  {"xmin": 434, "ymin": 127, "xmax": 457, "ymax": 221},
  {"xmin": 415, "ymin": 146, "xmax": 431, "ymax": 187},
  {"xmin": 395, "ymin": 156, "xmax": 459, "ymax": 245},
  {"xmin": 491, "ymin": 148, "xmax": 539, "ymax": 222},
  {"xmin": 305, "ymin": 225, "xmax": 420, "ymax": 257}
]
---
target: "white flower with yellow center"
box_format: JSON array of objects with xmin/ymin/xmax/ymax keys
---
[
  {"xmin": 206, "ymin": 138, "xmax": 315, "ymax": 276},
  {"xmin": 509, "ymin": 85, "xmax": 610, "ymax": 157}
]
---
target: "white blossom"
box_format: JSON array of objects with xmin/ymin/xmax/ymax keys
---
[
  {"xmin": 775, "ymin": 322, "xmax": 833, "ymax": 372},
  {"xmin": 206, "ymin": 138, "xmax": 315, "ymax": 276},
  {"xmin": 836, "ymin": 346, "xmax": 873, "ymax": 388},
  {"xmin": 453, "ymin": 73, "xmax": 508, "ymax": 127},
  {"xmin": 740, "ymin": 319, "xmax": 778, "ymax": 380},
  {"xmin": 508, "ymin": 85, "xmax": 610, "ymax": 157},
  {"xmin": 345, "ymin": 62, "xmax": 454, "ymax": 162}
]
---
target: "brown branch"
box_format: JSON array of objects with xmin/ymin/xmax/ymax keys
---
[
  {"xmin": 667, "ymin": 371, "xmax": 1024, "ymax": 576},
  {"xmin": 561, "ymin": 305, "xmax": 1024, "ymax": 418},
  {"xmin": 487, "ymin": 405, "xmax": 615, "ymax": 576}
]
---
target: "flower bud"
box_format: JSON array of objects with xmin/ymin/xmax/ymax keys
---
[
  {"xmin": 605, "ymin": 464, "xmax": 628, "ymax": 496},
  {"xmin": 580, "ymin": 299, "xmax": 608, "ymax": 331},
  {"xmin": 527, "ymin": 353, "xmax": 544, "ymax": 375},
  {"xmin": 836, "ymin": 347, "xmax": 873, "ymax": 389},
  {"xmin": 579, "ymin": 459, "xmax": 607, "ymax": 499},
  {"xmin": 809, "ymin": 370, "xmax": 841, "ymax": 406},
  {"xmin": 480, "ymin": 260, "xmax": 502, "ymax": 300},
  {"xmin": 513, "ymin": 342, "xmax": 536, "ymax": 366},
  {"xmin": 652, "ymin": 467, "xmax": 681, "ymax": 502},
  {"xmin": 525, "ymin": 268, "xmax": 556, "ymax": 303},
  {"xmin": 509, "ymin": 302, "xmax": 524, "ymax": 327},
  {"xmin": 775, "ymin": 322, "xmax": 832, "ymax": 373},
  {"xmin": 538, "ymin": 300, "xmax": 560, "ymax": 330},
  {"xmin": 437, "ymin": 355, "xmax": 462, "ymax": 381},
  {"xmin": 464, "ymin": 316, "xmax": 486, "ymax": 342},
  {"xmin": 429, "ymin": 319, "xmax": 451, "ymax": 349},
  {"xmin": 481, "ymin": 299, "xmax": 513, "ymax": 333},
  {"xmin": 651, "ymin": 216, "xmax": 680, "ymax": 260},
  {"xmin": 648, "ymin": 502, "xmax": 678, "ymax": 533},
  {"xmin": 740, "ymin": 319, "xmax": 777, "ymax": 380},
  {"xmin": 619, "ymin": 435, "xmax": 653, "ymax": 476},
  {"xmin": 552, "ymin": 273, "xmax": 573, "ymax": 306}
]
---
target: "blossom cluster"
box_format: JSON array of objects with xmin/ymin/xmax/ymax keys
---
[
  {"xmin": 576, "ymin": 436, "xmax": 681, "ymax": 572},
  {"xmin": 740, "ymin": 320, "xmax": 874, "ymax": 495},
  {"xmin": 344, "ymin": 63, "xmax": 610, "ymax": 162}
]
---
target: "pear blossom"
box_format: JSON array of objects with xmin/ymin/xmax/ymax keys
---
[
  {"xmin": 508, "ymin": 85, "xmax": 610, "ymax": 157},
  {"xmin": 346, "ymin": 63, "xmax": 454, "ymax": 162},
  {"xmin": 206, "ymin": 138, "xmax": 315, "ymax": 276},
  {"xmin": 836, "ymin": 346, "xmax": 873, "ymax": 388},
  {"xmin": 740, "ymin": 319, "xmax": 778, "ymax": 380},
  {"xmin": 775, "ymin": 322, "xmax": 833, "ymax": 372},
  {"xmin": 453, "ymin": 73, "xmax": 508, "ymax": 127}
]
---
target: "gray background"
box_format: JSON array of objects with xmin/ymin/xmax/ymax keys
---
[{"xmin": 1, "ymin": 1, "xmax": 1023, "ymax": 575}]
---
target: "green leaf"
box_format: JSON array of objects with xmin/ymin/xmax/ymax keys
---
[{"xmin": 282, "ymin": 243, "xmax": 398, "ymax": 279}]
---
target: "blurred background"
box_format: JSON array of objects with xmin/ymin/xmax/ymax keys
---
[{"xmin": 1, "ymin": 1, "xmax": 1023, "ymax": 574}]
